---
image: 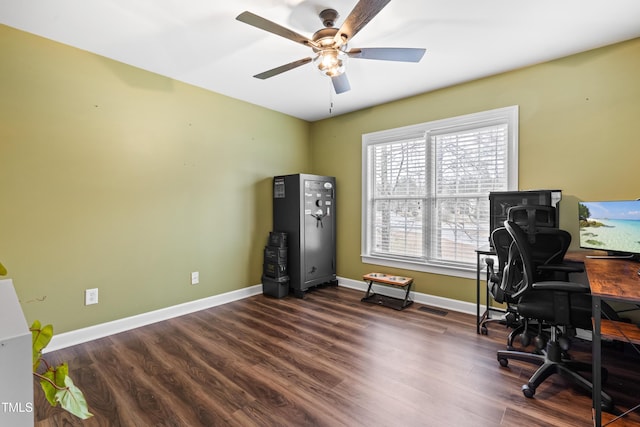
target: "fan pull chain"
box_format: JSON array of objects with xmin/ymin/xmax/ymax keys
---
[{"xmin": 328, "ymin": 79, "xmax": 335, "ymax": 115}]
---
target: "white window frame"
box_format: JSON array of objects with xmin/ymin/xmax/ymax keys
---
[{"xmin": 361, "ymin": 106, "xmax": 519, "ymax": 279}]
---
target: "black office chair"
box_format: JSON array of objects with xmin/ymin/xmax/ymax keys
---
[
  {"xmin": 481, "ymin": 205, "xmax": 581, "ymax": 343},
  {"xmin": 507, "ymin": 204, "xmax": 556, "ymax": 234},
  {"xmin": 507, "ymin": 204, "xmax": 584, "ymax": 281},
  {"xmin": 479, "ymin": 227, "xmax": 524, "ymax": 338},
  {"xmin": 496, "ymin": 220, "xmax": 614, "ymax": 409}
]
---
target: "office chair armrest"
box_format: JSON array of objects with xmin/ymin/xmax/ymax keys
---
[
  {"xmin": 531, "ymin": 281, "xmax": 590, "ymax": 293},
  {"xmin": 485, "ymin": 257, "xmax": 499, "ymax": 282},
  {"xmin": 536, "ymin": 262, "xmax": 584, "ymax": 273},
  {"xmin": 537, "ymin": 263, "xmax": 584, "ymax": 274},
  {"xmin": 484, "ymin": 257, "xmax": 507, "ymax": 303}
]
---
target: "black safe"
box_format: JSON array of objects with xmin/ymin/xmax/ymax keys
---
[{"xmin": 273, "ymin": 174, "xmax": 337, "ymax": 297}]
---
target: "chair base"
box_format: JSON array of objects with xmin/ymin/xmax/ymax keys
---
[
  {"xmin": 479, "ymin": 317, "xmax": 511, "ymax": 336},
  {"xmin": 497, "ymin": 341, "xmax": 613, "ymax": 411},
  {"xmin": 479, "ymin": 311, "xmax": 520, "ymax": 341}
]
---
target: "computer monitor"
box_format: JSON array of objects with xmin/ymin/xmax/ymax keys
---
[{"xmin": 579, "ymin": 199, "xmax": 640, "ymax": 258}]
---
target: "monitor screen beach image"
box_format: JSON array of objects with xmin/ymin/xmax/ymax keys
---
[{"xmin": 579, "ymin": 200, "xmax": 640, "ymax": 255}]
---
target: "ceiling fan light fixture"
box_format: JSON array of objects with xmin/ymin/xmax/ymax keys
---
[
  {"xmin": 237, "ymin": 1, "xmax": 426, "ymax": 94},
  {"xmin": 314, "ymin": 49, "xmax": 347, "ymax": 77}
]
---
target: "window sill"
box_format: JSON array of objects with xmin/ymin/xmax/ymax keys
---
[{"xmin": 361, "ymin": 255, "xmax": 477, "ymax": 280}]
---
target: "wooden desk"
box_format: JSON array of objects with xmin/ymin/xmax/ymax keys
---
[{"xmin": 586, "ymin": 258, "xmax": 640, "ymax": 427}]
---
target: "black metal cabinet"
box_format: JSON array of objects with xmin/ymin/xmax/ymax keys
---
[{"xmin": 273, "ymin": 174, "xmax": 337, "ymax": 297}]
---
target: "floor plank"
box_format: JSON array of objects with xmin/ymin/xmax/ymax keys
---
[{"xmin": 34, "ymin": 285, "xmax": 640, "ymax": 426}]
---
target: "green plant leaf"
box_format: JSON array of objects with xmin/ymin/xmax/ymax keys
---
[
  {"xmin": 40, "ymin": 370, "xmax": 59, "ymax": 407},
  {"xmin": 31, "ymin": 321, "xmax": 92, "ymax": 419},
  {"xmin": 56, "ymin": 376, "xmax": 93, "ymax": 420},
  {"xmin": 0, "ymin": 261, "xmax": 6, "ymax": 276},
  {"xmin": 31, "ymin": 321, "xmax": 53, "ymax": 371},
  {"xmin": 53, "ymin": 363, "xmax": 68, "ymax": 386},
  {"xmin": 40, "ymin": 362, "xmax": 68, "ymax": 406}
]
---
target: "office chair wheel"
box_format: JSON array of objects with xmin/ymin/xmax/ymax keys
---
[
  {"xmin": 522, "ymin": 384, "xmax": 536, "ymax": 398},
  {"xmin": 534, "ymin": 335, "xmax": 546, "ymax": 351},
  {"xmin": 480, "ymin": 325, "xmax": 488, "ymax": 335},
  {"xmin": 519, "ymin": 333, "xmax": 531, "ymax": 347},
  {"xmin": 498, "ymin": 356, "xmax": 509, "ymax": 367},
  {"xmin": 601, "ymin": 398, "xmax": 614, "ymax": 413}
]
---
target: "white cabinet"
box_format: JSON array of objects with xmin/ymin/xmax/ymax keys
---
[{"xmin": 0, "ymin": 279, "xmax": 34, "ymax": 426}]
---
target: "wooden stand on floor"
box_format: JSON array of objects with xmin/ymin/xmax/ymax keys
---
[{"xmin": 361, "ymin": 273, "xmax": 414, "ymax": 310}]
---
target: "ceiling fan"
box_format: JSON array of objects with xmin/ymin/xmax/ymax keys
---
[{"xmin": 236, "ymin": 0, "xmax": 426, "ymax": 94}]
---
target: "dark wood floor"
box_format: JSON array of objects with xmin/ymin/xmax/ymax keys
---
[{"xmin": 35, "ymin": 285, "xmax": 640, "ymax": 426}]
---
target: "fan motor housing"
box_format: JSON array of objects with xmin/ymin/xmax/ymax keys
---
[{"xmin": 312, "ymin": 27, "xmax": 339, "ymax": 49}]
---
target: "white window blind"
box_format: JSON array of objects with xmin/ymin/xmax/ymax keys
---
[
  {"xmin": 371, "ymin": 135, "xmax": 426, "ymax": 259},
  {"xmin": 430, "ymin": 123, "xmax": 509, "ymax": 265},
  {"xmin": 362, "ymin": 106, "xmax": 518, "ymax": 277}
]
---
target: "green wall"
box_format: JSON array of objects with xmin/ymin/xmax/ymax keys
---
[
  {"xmin": 0, "ymin": 25, "xmax": 310, "ymax": 333},
  {"xmin": 2, "ymin": 22, "xmax": 639, "ymax": 333},
  {"xmin": 310, "ymin": 38, "xmax": 640, "ymax": 303}
]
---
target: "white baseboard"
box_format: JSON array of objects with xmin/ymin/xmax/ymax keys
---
[
  {"xmin": 46, "ymin": 284, "xmax": 263, "ymax": 353},
  {"xmin": 47, "ymin": 277, "xmax": 476, "ymax": 352},
  {"xmin": 338, "ymin": 276, "xmax": 476, "ymax": 316}
]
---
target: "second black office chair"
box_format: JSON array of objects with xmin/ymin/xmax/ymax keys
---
[
  {"xmin": 480, "ymin": 227, "xmax": 525, "ymax": 341},
  {"xmin": 480, "ymin": 205, "xmax": 557, "ymax": 337},
  {"xmin": 496, "ymin": 220, "xmax": 614, "ymax": 409}
]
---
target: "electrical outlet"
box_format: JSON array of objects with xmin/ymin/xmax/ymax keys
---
[
  {"xmin": 191, "ymin": 271, "xmax": 199, "ymax": 285},
  {"xmin": 85, "ymin": 288, "xmax": 99, "ymax": 305}
]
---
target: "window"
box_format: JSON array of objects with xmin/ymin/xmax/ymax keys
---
[{"xmin": 362, "ymin": 106, "xmax": 518, "ymax": 278}]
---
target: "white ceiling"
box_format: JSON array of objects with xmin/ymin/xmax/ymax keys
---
[{"xmin": 2, "ymin": 0, "xmax": 640, "ymax": 122}]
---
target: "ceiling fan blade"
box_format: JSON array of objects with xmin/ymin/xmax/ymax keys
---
[
  {"xmin": 253, "ymin": 57, "xmax": 313, "ymax": 80},
  {"xmin": 237, "ymin": 11, "xmax": 317, "ymax": 48},
  {"xmin": 334, "ymin": 0, "xmax": 391, "ymax": 45},
  {"xmin": 331, "ymin": 73, "xmax": 351, "ymax": 94},
  {"xmin": 347, "ymin": 47, "xmax": 426, "ymax": 62}
]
